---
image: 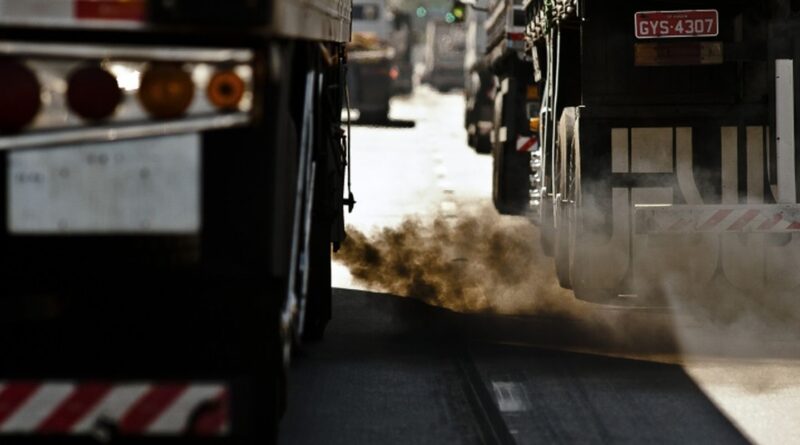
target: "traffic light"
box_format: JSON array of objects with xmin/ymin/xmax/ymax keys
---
[{"xmin": 449, "ymin": 0, "xmax": 465, "ymax": 23}]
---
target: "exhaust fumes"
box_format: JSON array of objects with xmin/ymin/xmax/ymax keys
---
[
  {"xmin": 334, "ymin": 201, "xmax": 800, "ymax": 359},
  {"xmin": 335, "ymin": 203, "xmax": 682, "ymax": 356},
  {"xmin": 336, "ymin": 205, "xmax": 574, "ymax": 315}
]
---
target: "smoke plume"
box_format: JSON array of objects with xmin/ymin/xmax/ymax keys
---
[
  {"xmin": 336, "ymin": 205, "xmax": 575, "ymax": 315},
  {"xmin": 334, "ymin": 203, "xmax": 800, "ymax": 359}
]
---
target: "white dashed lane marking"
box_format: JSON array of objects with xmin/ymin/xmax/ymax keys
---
[{"xmin": 491, "ymin": 381, "xmax": 529, "ymax": 413}]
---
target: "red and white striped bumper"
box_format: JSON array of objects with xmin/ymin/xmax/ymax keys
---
[
  {"xmin": 0, "ymin": 381, "xmax": 228, "ymax": 437},
  {"xmin": 635, "ymin": 204, "xmax": 800, "ymax": 234},
  {"xmin": 516, "ymin": 135, "xmax": 539, "ymax": 153}
]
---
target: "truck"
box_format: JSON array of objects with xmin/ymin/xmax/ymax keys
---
[
  {"xmin": 422, "ymin": 20, "xmax": 467, "ymax": 92},
  {"xmin": 0, "ymin": 0, "xmax": 350, "ymax": 441},
  {"xmin": 525, "ymin": 0, "xmax": 800, "ymax": 305},
  {"xmin": 390, "ymin": 10, "xmax": 414, "ymax": 96},
  {"xmin": 479, "ymin": 0, "xmax": 540, "ymax": 215},
  {"xmin": 463, "ymin": 0, "xmax": 495, "ymax": 154},
  {"xmin": 348, "ymin": 0, "xmax": 395, "ymax": 122}
]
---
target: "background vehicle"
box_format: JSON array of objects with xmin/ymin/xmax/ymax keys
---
[
  {"xmin": 526, "ymin": 0, "xmax": 800, "ymax": 304},
  {"xmin": 0, "ymin": 0, "xmax": 350, "ymax": 441},
  {"xmin": 483, "ymin": 0, "xmax": 538, "ymax": 215},
  {"xmin": 422, "ymin": 20, "xmax": 466, "ymax": 92},
  {"xmin": 463, "ymin": 0, "xmax": 494, "ymax": 154},
  {"xmin": 348, "ymin": 0, "xmax": 395, "ymax": 122},
  {"xmin": 390, "ymin": 10, "xmax": 414, "ymax": 96}
]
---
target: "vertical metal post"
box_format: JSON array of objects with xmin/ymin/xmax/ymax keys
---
[{"xmin": 776, "ymin": 59, "xmax": 797, "ymax": 203}]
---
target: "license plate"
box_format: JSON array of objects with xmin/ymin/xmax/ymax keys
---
[
  {"xmin": 635, "ymin": 10, "xmax": 719, "ymax": 39},
  {"xmin": 9, "ymin": 134, "xmax": 200, "ymax": 234}
]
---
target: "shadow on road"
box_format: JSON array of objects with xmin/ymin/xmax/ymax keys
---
[{"xmin": 351, "ymin": 118, "xmax": 416, "ymax": 128}]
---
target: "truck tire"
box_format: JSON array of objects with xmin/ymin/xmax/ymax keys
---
[
  {"xmin": 303, "ymin": 227, "xmax": 331, "ymax": 341},
  {"xmin": 554, "ymin": 108, "xmax": 577, "ymax": 289},
  {"xmin": 492, "ymin": 76, "xmax": 529, "ymax": 215},
  {"xmin": 302, "ymin": 135, "xmax": 334, "ymax": 342},
  {"xmin": 539, "ymin": 195, "xmax": 555, "ymax": 257},
  {"xmin": 475, "ymin": 133, "xmax": 492, "ymax": 154}
]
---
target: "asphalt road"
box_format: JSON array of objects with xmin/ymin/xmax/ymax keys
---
[
  {"xmin": 280, "ymin": 289, "xmax": 745, "ymax": 444},
  {"xmin": 281, "ymin": 87, "xmax": 800, "ymax": 444}
]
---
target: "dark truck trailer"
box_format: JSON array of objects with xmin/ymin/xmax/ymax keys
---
[
  {"xmin": 0, "ymin": 0, "xmax": 350, "ymax": 442},
  {"xmin": 525, "ymin": 0, "xmax": 800, "ymax": 304},
  {"xmin": 481, "ymin": 0, "xmax": 540, "ymax": 215},
  {"xmin": 464, "ymin": 1, "xmax": 494, "ymax": 154}
]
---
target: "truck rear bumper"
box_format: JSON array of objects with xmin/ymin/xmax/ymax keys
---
[
  {"xmin": 635, "ymin": 204, "xmax": 800, "ymax": 234},
  {"xmin": 0, "ymin": 380, "xmax": 228, "ymax": 439},
  {"xmin": 571, "ymin": 197, "xmax": 800, "ymax": 302},
  {"xmin": 622, "ymin": 204, "xmax": 800, "ymax": 297}
]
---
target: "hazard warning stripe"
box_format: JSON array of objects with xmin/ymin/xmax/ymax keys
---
[
  {"xmin": 726, "ymin": 209, "xmax": 760, "ymax": 231},
  {"xmin": 37, "ymin": 383, "xmax": 112, "ymax": 433},
  {"xmin": 1, "ymin": 384, "xmax": 74, "ymax": 432},
  {"xmin": 147, "ymin": 385, "xmax": 223, "ymax": 434},
  {"xmin": 71, "ymin": 384, "xmax": 150, "ymax": 434},
  {"xmin": 0, "ymin": 382, "xmax": 228, "ymax": 436},
  {"xmin": 635, "ymin": 204, "xmax": 800, "ymax": 234},
  {"xmin": 757, "ymin": 212, "xmax": 784, "ymax": 230},
  {"xmin": 118, "ymin": 384, "xmax": 187, "ymax": 434},
  {"xmin": 0, "ymin": 382, "xmax": 40, "ymax": 426},
  {"xmin": 698, "ymin": 209, "xmax": 734, "ymax": 231},
  {"xmin": 516, "ymin": 135, "xmax": 539, "ymax": 153}
]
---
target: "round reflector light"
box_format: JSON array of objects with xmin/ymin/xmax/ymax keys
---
[
  {"xmin": 67, "ymin": 65, "xmax": 122, "ymax": 121},
  {"xmin": 0, "ymin": 59, "xmax": 41, "ymax": 133},
  {"xmin": 207, "ymin": 70, "xmax": 245, "ymax": 111},
  {"xmin": 138, "ymin": 63, "xmax": 194, "ymax": 120}
]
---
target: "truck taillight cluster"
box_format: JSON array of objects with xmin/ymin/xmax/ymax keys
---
[{"xmin": 0, "ymin": 42, "xmax": 254, "ymax": 147}]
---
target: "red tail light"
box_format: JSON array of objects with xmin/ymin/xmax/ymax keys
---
[
  {"xmin": 67, "ymin": 65, "xmax": 123, "ymax": 121},
  {"xmin": 0, "ymin": 59, "xmax": 41, "ymax": 134}
]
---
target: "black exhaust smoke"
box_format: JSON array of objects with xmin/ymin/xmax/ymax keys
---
[{"xmin": 336, "ymin": 206, "xmax": 574, "ymax": 315}]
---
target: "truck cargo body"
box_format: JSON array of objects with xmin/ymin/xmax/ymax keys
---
[
  {"xmin": 0, "ymin": 0, "xmax": 350, "ymax": 441},
  {"xmin": 525, "ymin": 0, "xmax": 800, "ymax": 304}
]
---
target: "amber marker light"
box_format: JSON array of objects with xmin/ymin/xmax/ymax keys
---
[
  {"xmin": 207, "ymin": 70, "xmax": 246, "ymax": 111},
  {"xmin": 529, "ymin": 117, "xmax": 540, "ymax": 132},
  {"xmin": 0, "ymin": 59, "xmax": 41, "ymax": 133},
  {"xmin": 138, "ymin": 63, "xmax": 195, "ymax": 119},
  {"xmin": 67, "ymin": 65, "xmax": 123, "ymax": 121}
]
